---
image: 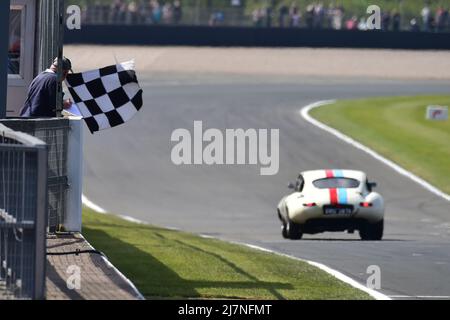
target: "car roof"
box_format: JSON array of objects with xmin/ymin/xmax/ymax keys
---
[{"xmin": 300, "ymin": 169, "xmax": 366, "ymax": 181}]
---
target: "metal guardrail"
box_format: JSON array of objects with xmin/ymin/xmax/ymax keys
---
[
  {"xmin": 0, "ymin": 124, "xmax": 47, "ymax": 299},
  {"xmin": 0, "ymin": 118, "xmax": 69, "ymax": 233}
]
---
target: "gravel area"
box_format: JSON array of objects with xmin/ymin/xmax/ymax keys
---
[{"xmin": 65, "ymin": 45, "xmax": 450, "ymax": 80}]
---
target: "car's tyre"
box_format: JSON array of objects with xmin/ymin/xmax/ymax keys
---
[
  {"xmin": 281, "ymin": 223, "xmax": 288, "ymax": 239},
  {"xmin": 359, "ymin": 219, "xmax": 384, "ymax": 241},
  {"xmin": 286, "ymin": 220, "xmax": 303, "ymax": 240}
]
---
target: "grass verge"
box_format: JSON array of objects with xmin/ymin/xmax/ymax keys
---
[
  {"xmin": 309, "ymin": 95, "xmax": 450, "ymax": 194},
  {"xmin": 82, "ymin": 207, "xmax": 372, "ymax": 299}
]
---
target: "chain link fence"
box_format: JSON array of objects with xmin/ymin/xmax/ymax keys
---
[
  {"xmin": 0, "ymin": 119, "xmax": 69, "ymax": 233},
  {"xmin": 75, "ymin": 0, "xmax": 450, "ymax": 32},
  {"xmin": 0, "ymin": 124, "xmax": 47, "ymax": 299}
]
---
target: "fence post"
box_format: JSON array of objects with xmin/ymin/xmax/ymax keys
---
[
  {"xmin": 65, "ymin": 118, "xmax": 83, "ymax": 232},
  {"xmin": 0, "ymin": 1, "xmax": 10, "ymax": 119},
  {"xmin": 33, "ymin": 145, "xmax": 48, "ymax": 300}
]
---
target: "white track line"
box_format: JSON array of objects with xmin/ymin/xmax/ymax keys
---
[
  {"xmin": 81, "ymin": 194, "xmax": 107, "ymax": 213},
  {"xmin": 228, "ymin": 241, "xmax": 391, "ymax": 300},
  {"xmin": 300, "ymin": 100, "xmax": 450, "ymax": 202},
  {"xmin": 389, "ymin": 295, "xmax": 450, "ymax": 299}
]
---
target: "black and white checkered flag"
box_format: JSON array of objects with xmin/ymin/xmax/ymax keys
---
[{"xmin": 65, "ymin": 60, "xmax": 143, "ymax": 133}]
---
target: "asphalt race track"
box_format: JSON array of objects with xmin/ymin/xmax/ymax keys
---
[{"xmin": 82, "ymin": 74, "xmax": 450, "ymax": 299}]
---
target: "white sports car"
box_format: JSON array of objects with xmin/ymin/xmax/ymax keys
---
[{"xmin": 277, "ymin": 169, "xmax": 384, "ymax": 240}]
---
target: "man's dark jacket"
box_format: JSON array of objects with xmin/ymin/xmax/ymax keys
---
[{"xmin": 20, "ymin": 71, "xmax": 57, "ymax": 117}]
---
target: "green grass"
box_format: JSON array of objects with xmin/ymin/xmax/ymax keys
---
[
  {"xmin": 310, "ymin": 95, "xmax": 450, "ymax": 194},
  {"xmin": 82, "ymin": 207, "xmax": 371, "ymax": 299}
]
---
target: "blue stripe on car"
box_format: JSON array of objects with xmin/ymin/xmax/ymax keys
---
[
  {"xmin": 333, "ymin": 169, "xmax": 344, "ymax": 177},
  {"xmin": 333, "ymin": 170, "xmax": 346, "ymax": 204},
  {"xmin": 337, "ymin": 188, "xmax": 347, "ymax": 204}
]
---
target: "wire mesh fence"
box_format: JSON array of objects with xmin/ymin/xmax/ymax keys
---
[
  {"xmin": 75, "ymin": 0, "xmax": 450, "ymax": 32},
  {"xmin": 0, "ymin": 119, "xmax": 69, "ymax": 233},
  {"xmin": 0, "ymin": 124, "xmax": 47, "ymax": 299}
]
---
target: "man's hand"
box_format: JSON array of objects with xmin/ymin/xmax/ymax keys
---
[{"xmin": 63, "ymin": 99, "xmax": 72, "ymax": 109}]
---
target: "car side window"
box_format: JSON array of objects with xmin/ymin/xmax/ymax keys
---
[
  {"xmin": 366, "ymin": 179, "xmax": 372, "ymax": 192},
  {"xmin": 296, "ymin": 175, "xmax": 304, "ymax": 192}
]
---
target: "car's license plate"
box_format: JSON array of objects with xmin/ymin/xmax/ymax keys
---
[{"xmin": 324, "ymin": 207, "xmax": 353, "ymax": 215}]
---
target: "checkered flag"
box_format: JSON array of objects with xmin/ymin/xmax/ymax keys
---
[{"xmin": 65, "ymin": 60, "xmax": 143, "ymax": 133}]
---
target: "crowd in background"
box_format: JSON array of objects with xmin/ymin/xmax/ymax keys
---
[
  {"xmin": 81, "ymin": 1, "xmax": 450, "ymax": 33},
  {"xmin": 85, "ymin": 0, "xmax": 182, "ymax": 25},
  {"xmin": 252, "ymin": 2, "xmax": 449, "ymax": 32}
]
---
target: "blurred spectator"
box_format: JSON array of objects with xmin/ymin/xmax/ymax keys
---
[
  {"xmin": 127, "ymin": 1, "xmax": 139, "ymax": 24},
  {"xmin": 136, "ymin": 0, "xmax": 148, "ymax": 24},
  {"xmin": 289, "ymin": 4, "xmax": 301, "ymax": 28},
  {"xmin": 345, "ymin": 16, "xmax": 358, "ymax": 30},
  {"xmin": 305, "ymin": 4, "xmax": 314, "ymax": 29},
  {"xmin": 421, "ymin": 3, "xmax": 432, "ymax": 31},
  {"xmin": 357, "ymin": 17, "xmax": 367, "ymax": 31},
  {"xmin": 331, "ymin": 5, "xmax": 344, "ymax": 30},
  {"xmin": 279, "ymin": 4, "xmax": 289, "ymax": 27},
  {"xmin": 436, "ymin": 7, "xmax": 449, "ymax": 32},
  {"xmin": 173, "ymin": 0, "xmax": 182, "ymax": 24},
  {"xmin": 162, "ymin": 2, "xmax": 173, "ymax": 24},
  {"xmin": 209, "ymin": 11, "xmax": 224, "ymax": 26},
  {"xmin": 428, "ymin": 15, "xmax": 436, "ymax": 32},
  {"xmin": 252, "ymin": 8, "xmax": 264, "ymax": 27},
  {"xmin": 409, "ymin": 18, "xmax": 420, "ymax": 32},
  {"xmin": 265, "ymin": 6, "xmax": 273, "ymax": 28},
  {"xmin": 313, "ymin": 2, "xmax": 325, "ymax": 29},
  {"xmin": 110, "ymin": 0, "xmax": 122, "ymax": 24},
  {"xmin": 392, "ymin": 10, "xmax": 401, "ymax": 32},
  {"xmin": 151, "ymin": 0, "xmax": 162, "ymax": 24},
  {"xmin": 381, "ymin": 11, "xmax": 391, "ymax": 31}
]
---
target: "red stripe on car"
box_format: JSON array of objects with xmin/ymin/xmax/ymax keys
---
[
  {"xmin": 329, "ymin": 188, "xmax": 338, "ymax": 205},
  {"xmin": 325, "ymin": 170, "xmax": 334, "ymax": 178}
]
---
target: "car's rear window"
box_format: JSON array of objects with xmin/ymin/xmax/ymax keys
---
[{"xmin": 313, "ymin": 178, "xmax": 360, "ymax": 189}]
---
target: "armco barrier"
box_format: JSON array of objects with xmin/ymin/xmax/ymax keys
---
[{"xmin": 65, "ymin": 25, "xmax": 450, "ymax": 50}]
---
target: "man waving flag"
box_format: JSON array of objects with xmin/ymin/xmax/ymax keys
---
[{"xmin": 65, "ymin": 60, "xmax": 143, "ymax": 133}]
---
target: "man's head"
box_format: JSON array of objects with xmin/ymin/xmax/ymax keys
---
[{"xmin": 51, "ymin": 57, "xmax": 73, "ymax": 80}]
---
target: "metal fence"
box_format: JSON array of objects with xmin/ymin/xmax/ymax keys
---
[
  {"xmin": 76, "ymin": 2, "xmax": 450, "ymax": 32},
  {"xmin": 0, "ymin": 119, "xmax": 69, "ymax": 233},
  {"xmin": 0, "ymin": 124, "xmax": 47, "ymax": 299},
  {"xmin": 81, "ymin": 4, "xmax": 248, "ymax": 27}
]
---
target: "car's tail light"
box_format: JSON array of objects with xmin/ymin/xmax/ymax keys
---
[
  {"xmin": 303, "ymin": 202, "xmax": 317, "ymax": 207},
  {"xmin": 360, "ymin": 202, "xmax": 373, "ymax": 207}
]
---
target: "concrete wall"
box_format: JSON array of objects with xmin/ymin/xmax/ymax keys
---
[{"xmin": 65, "ymin": 25, "xmax": 450, "ymax": 50}]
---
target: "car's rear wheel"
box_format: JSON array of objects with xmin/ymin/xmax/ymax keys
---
[
  {"xmin": 359, "ymin": 219, "xmax": 384, "ymax": 241},
  {"xmin": 286, "ymin": 220, "xmax": 303, "ymax": 240},
  {"xmin": 281, "ymin": 223, "xmax": 288, "ymax": 239}
]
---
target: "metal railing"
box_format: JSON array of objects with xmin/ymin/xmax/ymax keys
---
[
  {"xmin": 76, "ymin": 2, "xmax": 450, "ymax": 32},
  {"xmin": 0, "ymin": 124, "xmax": 47, "ymax": 299},
  {"xmin": 81, "ymin": 5, "xmax": 248, "ymax": 27},
  {"xmin": 0, "ymin": 119, "xmax": 70, "ymax": 233}
]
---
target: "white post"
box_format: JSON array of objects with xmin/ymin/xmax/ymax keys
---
[{"xmin": 65, "ymin": 117, "xmax": 83, "ymax": 232}]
